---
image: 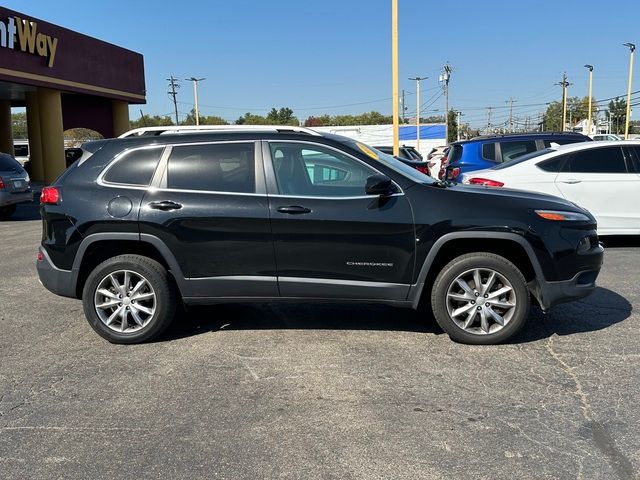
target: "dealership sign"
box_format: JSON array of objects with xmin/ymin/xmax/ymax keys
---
[{"xmin": 0, "ymin": 16, "xmax": 58, "ymax": 67}]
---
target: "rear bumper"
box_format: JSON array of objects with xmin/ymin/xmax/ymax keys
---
[
  {"xmin": 0, "ymin": 189, "xmax": 33, "ymax": 207},
  {"xmin": 36, "ymin": 246, "xmax": 77, "ymax": 299},
  {"xmin": 530, "ymin": 244, "xmax": 604, "ymax": 311}
]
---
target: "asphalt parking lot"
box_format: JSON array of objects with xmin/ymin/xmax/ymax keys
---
[{"xmin": 1, "ymin": 198, "xmax": 639, "ymax": 480}]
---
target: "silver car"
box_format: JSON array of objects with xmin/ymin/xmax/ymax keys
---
[{"xmin": 0, "ymin": 153, "xmax": 33, "ymax": 220}]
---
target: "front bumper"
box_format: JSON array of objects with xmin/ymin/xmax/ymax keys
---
[
  {"xmin": 529, "ymin": 243, "xmax": 604, "ymax": 311},
  {"xmin": 0, "ymin": 189, "xmax": 33, "ymax": 207},
  {"xmin": 36, "ymin": 246, "xmax": 78, "ymax": 299}
]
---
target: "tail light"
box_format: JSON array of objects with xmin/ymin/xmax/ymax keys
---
[
  {"xmin": 468, "ymin": 177, "xmax": 505, "ymax": 187},
  {"xmin": 40, "ymin": 186, "xmax": 60, "ymax": 204},
  {"xmin": 415, "ymin": 165, "xmax": 430, "ymax": 175},
  {"xmin": 447, "ymin": 167, "xmax": 461, "ymax": 180},
  {"xmin": 0, "ymin": 176, "xmax": 5, "ymax": 189},
  {"xmin": 438, "ymin": 156, "xmax": 448, "ymax": 179}
]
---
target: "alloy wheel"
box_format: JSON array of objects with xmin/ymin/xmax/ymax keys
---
[
  {"xmin": 93, "ymin": 270, "xmax": 157, "ymax": 333},
  {"xmin": 446, "ymin": 268, "xmax": 516, "ymax": 335}
]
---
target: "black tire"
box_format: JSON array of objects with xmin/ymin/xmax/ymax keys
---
[
  {"xmin": 430, "ymin": 252, "xmax": 530, "ymax": 345},
  {"xmin": 0, "ymin": 204, "xmax": 17, "ymax": 220},
  {"xmin": 82, "ymin": 254, "xmax": 177, "ymax": 344}
]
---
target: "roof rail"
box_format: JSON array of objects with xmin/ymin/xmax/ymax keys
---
[
  {"xmin": 118, "ymin": 125, "xmax": 321, "ymax": 138},
  {"xmin": 470, "ymin": 131, "xmax": 587, "ymax": 140}
]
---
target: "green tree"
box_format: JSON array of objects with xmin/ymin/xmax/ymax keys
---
[
  {"xmin": 235, "ymin": 112, "xmax": 270, "ymax": 125},
  {"xmin": 12, "ymin": 112, "xmax": 28, "ymax": 139},
  {"xmin": 543, "ymin": 96, "xmax": 597, "ymax": 131},
  {"xmin": 130, "ymin": 114, "xmax": 173, "ymax": 129},
  {"xmin": 608, "ymin": 97, "xmax": 627, "ymax": 134},
  {"xmin": 447, "ymin": 109, "xmax": 458, "ymax": 143},
  {"xmin": 266, "ymin": 107, "xmax": 298, "ymax": 125},
  {"xmin": 181, "ymin": 108, "xmax": 228, "ymax": 126}
]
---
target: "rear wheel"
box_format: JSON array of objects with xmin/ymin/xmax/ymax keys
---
[
  {"xmin": 431, "ymin": 252, "xmax": 530, "ymax": 344},
  {"xmin": 0, "ymin": 205, "xmax": 17, "ymax": 220},
  {"xmin": 82, "ymin": 255, "xmax": 177, "ymax": 344}
]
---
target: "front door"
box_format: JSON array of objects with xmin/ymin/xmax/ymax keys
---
[
  {"xmin": 264, "ymin": 141, "xmax": 416, "ymax": 301},
  {"xmin": 139, "ymin": 140, "xmax": 278, "ymax": 297},
  {"xmin": 554, "ymin": 145, "xmax": 640, "ymax": 234}
]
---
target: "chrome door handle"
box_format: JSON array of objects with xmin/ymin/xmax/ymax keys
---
[
  {"xmin": 560, "ymin": 179, "xmax": 582, "ymax": 184},
  {"xmin": 277, "ymin": 205, "xmax": 312, "ymax": 215},
  {"xmin": 148, "ymin": 201, "xmax": 182, "ymax": 211}
]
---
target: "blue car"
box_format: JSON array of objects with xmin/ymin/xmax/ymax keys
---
[{"xmin": 445, "ymin": 132, "xmax": 591, "ymax": 182}]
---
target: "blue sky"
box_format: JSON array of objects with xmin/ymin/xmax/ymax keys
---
[{"xmin": 6, "ymin": 0, "xmax": 640, "ymax": 127}]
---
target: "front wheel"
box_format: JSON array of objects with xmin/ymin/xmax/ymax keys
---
[
  {"xmin": 431, "ymin": 252, "xmax": 530, "ymax": 345},
  {"xmin": 82, "ymin": 255, "xmax": 177, "ymax": 344}
]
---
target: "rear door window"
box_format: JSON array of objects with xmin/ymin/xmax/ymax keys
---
[
  {"xmin": 104, "ymin": 147, "xmax": 163, "ymax": 186},
  {"xmin": 564, "ymin": 147, "xmax": 629, "ymax": 173},
  {"xmin": 499, "ymin": 141, "xmax": 537, "ymax": 162},
  {"xmin": 166, "ymin": 142, "xmax": 255, "ymax": 193}
]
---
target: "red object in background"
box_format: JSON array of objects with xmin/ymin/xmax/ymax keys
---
[
  {"xmin": 468, "ymin": 177, "xmax": 505, "ymax": 187},
  {"xmin": 40, "ymin": 186, "xmax": 60, "ymax": 204}
]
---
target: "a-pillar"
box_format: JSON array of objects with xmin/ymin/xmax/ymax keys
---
[
  {"xmin": 0, "ymin": 99, "xmax": 14, "ymax": 156},
  {"xmin": 112, "ymin": 100, "xmax": 130, "ymax": 137},
  {"xmin": 26, "ymin": 92, "xmax": 45, "ymax": 181},
  {"xmin": 37, "ymin": 88, "xmax": 65, "ymax": 184}
]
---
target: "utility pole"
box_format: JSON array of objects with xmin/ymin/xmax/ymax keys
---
[
  {"xmin": 584, "ymin": 65, "xmax": 594, "ymax": 136},
  {"xmin": 506, "ymin": 98, "xmax": 517, "ymax": 132},
  {"xmin": 391, "ymin": 0, "xmax": 399, "ymax": 156},
  {"xmin": 440, "ymin": 64, "xmax": 452, "ymax": 143},
  {"xmin": 408, "ymin": 76, "xmax": 427, "ymax": 150},
  {"xmin": 556, "ymin": 73, "xmax": 571, "ymax": 132},
  {"xmin": 623, "ymin": 43, "xmax": 635, "ymax": 139},
  {"xmin": 186, "ymin": 77, "xmax": 206, "ymax": 125},
  {"xmin": 167, "ymin": 76, "xmax": 180, "ymax": 125},
  {"xmin": 485, "ymin": 106, "xmax": 492, "ymax": 134}
]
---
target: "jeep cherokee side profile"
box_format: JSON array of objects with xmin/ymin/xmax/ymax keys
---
[{"xmin": 37, "ymin": 126, "xmax": 604, "ymax": 345}]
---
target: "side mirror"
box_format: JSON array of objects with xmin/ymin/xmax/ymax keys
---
[{"xmin": 365, "ymin": 174, "xmax": 394, "ymax": 196}]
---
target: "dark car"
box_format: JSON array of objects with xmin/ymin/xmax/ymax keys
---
[
  {"xmin": 372, "ymin": 145, "xmax": 429, "ymax": 175},
  {"xmin": 445, "ymin": 132, "xmax": 592, "ymax": 181},
  {"xmin": 37, "ymin": 126, "xmax": 603, "ymax": 345},
  {"xmin": 374, "ymin": 145, "xmax": 423, "ymax": 161},
  {"xmin": 0, "ymin": 153, "xmax": 33, "ymax": 220}
]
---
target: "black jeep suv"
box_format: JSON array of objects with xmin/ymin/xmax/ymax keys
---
[{"xmin": 37, "ymin": 126, "xmax": 604, "ymax": 345}]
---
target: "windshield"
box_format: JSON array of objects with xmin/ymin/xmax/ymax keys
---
[{"xmin": 491, "ymin": 148, "xmax": 555, "ymax": 170}]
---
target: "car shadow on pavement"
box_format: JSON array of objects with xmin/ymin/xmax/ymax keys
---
[
  {"xmin": 3, "ymin": 190, "xmax": 41, "ymax": 222},
  {"xmin": 159, "ymin": 302, "xmax": 442, "ymax": 342},
  {"xmin": 512, "ymin": 287, "xmax": 632, "ymax": 344},
  {"xmin": 160, "ymin": 287, "xmax": 631, "ymax": 344},
  {"xmin": 599, "ymin": 235, "xmax": 640, "ymax": 248}
]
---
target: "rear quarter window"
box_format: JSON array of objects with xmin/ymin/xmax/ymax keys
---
[
  {"xmin": 0, "ymin": 153, "xmax": 21, "ymax": 171},
  {"xmin": 103, "ymin": 147, "xmax": 163, "ymax": 186},
  {"xmin": 482, "ymin": 143, "xmax": 496, "ymax": 161}
]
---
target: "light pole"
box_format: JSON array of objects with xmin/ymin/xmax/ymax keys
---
[
  {"xmin": 408, "ymin": 76, "xmax": 427, "ymax": 151},
  {"xmin": 187, "ymin": 77, "xmax": 206, "ymax": 125},
  {"xmin": 584, "ymin": 65, "xmax": 593, "ymax": 136},
  {"xmin": 623, "ymin": 43, "xmax": 635, "ymax": 139},
  {"xmin": 391, "ymin": 0, "xmax": 399, "ymax": 156}
]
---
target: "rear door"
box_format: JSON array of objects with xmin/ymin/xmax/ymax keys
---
[
  {"xmin": 554, "ymin": 145, "xmax": 640, "ymax": 233},
  {"xmin": 139, "ymin": 140, "xmax": 278, "ymax": 297},
  {"xmin": 264, "ymin": 140, "xmax": 416, "ymax": 300}
]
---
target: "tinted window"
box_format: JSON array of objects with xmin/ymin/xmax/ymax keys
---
[
  {"xmin": 629, "ymin": 147, "xmax": 640, "ymax": 172},
  {"xmin": 564, "ymin": 147, "xmax": 628, "ymax": 174},
  {"xmin": 14, "ymin": 144, "xmax": 29, "ymax": 157},
  {"xmin": 270, "ymin": 142, "xmax": 376, "ymax": 197},
  {"xmin": 537, "ymin": 155, "xmax": 567, "ymax": 172},
  {"xmin": 482, "ymin": 143, "xmax": 496, "ymax": 161},
  {"xmin": 0, "ymin": 153, "xmax": 21, "ymax": 171},
  {"xmin": 448, "ymin": 144, "xmax": 463, "ymax": 163},
  {"xmin": 500, "ymin": 141, "xmax": 537, "ymax": 162},
  {"xmin": 167, "ymin": 143, "xmax": 255, "ymax": 193},
  {"xmin": 104, "ymin": 147, "xmax": 162, "ymax": 186},
  {"xmin": 492, "ymin": 148, "xmax": 554, "ymax": 170}
]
